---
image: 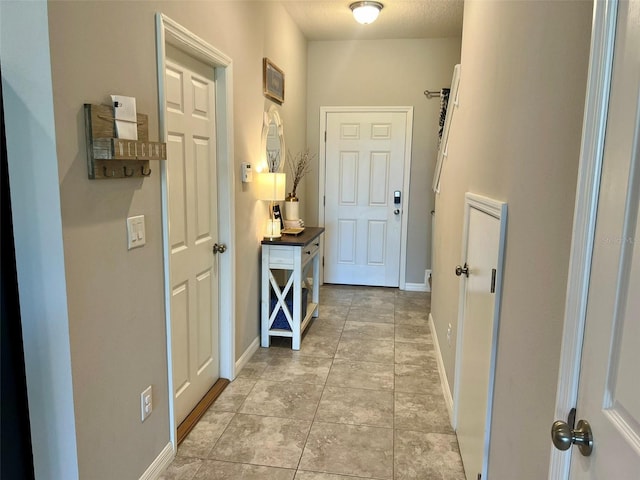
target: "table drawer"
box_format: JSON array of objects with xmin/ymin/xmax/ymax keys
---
[
  {"xmin": 303, "ymin": 241, "xmax": 319, "ymax": 259},
  {"xmin": 268, "ymin": 246, "xmax": 295, "ymax": 266}
]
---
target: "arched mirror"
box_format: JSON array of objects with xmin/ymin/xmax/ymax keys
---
[{"xmin": 261, "ymin": 106, "xmax": 285, "ymax": 172}]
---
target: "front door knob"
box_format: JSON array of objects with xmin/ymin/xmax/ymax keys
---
[
  {"xmin": 455, "ymin": 263, "xmax": 469, "ymax": 277},
  {"xmin": 551, "ymin": 419, "xmax": 593, "ymax": 456}
]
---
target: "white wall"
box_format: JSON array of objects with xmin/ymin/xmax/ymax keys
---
[
  {"xmin": 306, "ymin": 38, "xmax": 461, "ymax": 283},
  {"xmin": 430, "ymin": 0, "xmax": 592, "ymax": 477},
  {"xmin": 0, "ymin": 1, "xmax": 79, "ymax": 478}
]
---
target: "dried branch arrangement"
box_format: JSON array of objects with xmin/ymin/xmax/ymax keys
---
[{"xmin": 286, "ymin": 149, "xmax": 315, "ymax": 198}]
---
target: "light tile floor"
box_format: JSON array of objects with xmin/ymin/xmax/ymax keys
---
[{"xmin": 160, "ymin": 285, "xmax": 466, "ymax": 480}]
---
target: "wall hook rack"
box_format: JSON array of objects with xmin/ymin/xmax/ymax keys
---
[{"xmin": 84, "ymin": 103, "xmax": 167, "ymax": 179}]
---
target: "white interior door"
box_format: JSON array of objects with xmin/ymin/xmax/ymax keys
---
[
  {"xmin": 568, "ymin": 1, "xmax": 640, "ymax": 477},
  {"xmin": 455, "ymin": 194, "xmax": 506, "ymax": 480},
  {"xmin": 324, "ymin": 110, "xmax": 409, "ymax": 287},
  {"xmin": 165, "ymin": 44, "xmax": 219, "ymax": 426}
]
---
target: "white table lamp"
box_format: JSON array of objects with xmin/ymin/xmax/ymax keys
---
[{"xmin": 258, "ymin": 172, "xmax": 286, "ymax": 240}]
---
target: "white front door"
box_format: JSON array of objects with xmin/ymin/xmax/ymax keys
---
[
  {"xmin": 323, "ymin": 110, "xmax": 410, "ymax": 287},
  {"xmin": 567, "ymin": 1, "xmax": 640, "ymax": 477},
  {"xmin": 165, "ymin": 44, "xmax": 219, "ymax": 426},
  {"xmin": 455, "ymin": 194, "xmax": 506, "ymax": 480}
]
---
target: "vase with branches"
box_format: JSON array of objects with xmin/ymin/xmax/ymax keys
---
[{"xmin": 285, "ymin": 149, "xmax": 314, "ymax": 221}]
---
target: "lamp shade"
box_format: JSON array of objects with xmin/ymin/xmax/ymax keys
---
[
  {"xmin": 257, "ymin": 172, "xmax": 286, "ymax": 201},
  {"xmin": 350, "ymin": 1, "xmax": 383, "ymax": 25}
]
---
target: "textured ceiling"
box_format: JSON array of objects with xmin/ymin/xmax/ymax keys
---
[{"xmin": 280, "ymin": 0, "xmax": 464, "ymax": 41}]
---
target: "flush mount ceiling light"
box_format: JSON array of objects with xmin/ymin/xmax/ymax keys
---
[{"xmin": 350, "ymin": 1, "xmax": 384, "ymax": 25}]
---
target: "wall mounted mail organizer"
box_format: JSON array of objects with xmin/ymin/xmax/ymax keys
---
[{"xmin": 84, "ymin": 103, "xmax": 167, "ymax": 179}]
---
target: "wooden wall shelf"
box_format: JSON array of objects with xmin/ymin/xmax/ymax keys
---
[{"xmin": 84, "ymin": 103, "xmax": 167, "ymax": 179}]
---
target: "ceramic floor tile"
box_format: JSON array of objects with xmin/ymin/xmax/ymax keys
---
[
  {"xmin": 306, "ymin": 316, "xmax": 345, "ymax": 335},
  {"xmin": 394, "ymin": 363, "xmax": 441, "ymax": 393},
  {"xmin": 394, "ymin": 309, "xmax": 429, "ymax": 326},
  {"xmin": 209, "ymin": 414, "xmax": 311, "ymax": 469},
  {"xmin": 297, "ymin": 331, "xmax": 341, "ymax": 358},
  {"xmin": 395, "ymin": 341, "xmax": 438, "ymax": 367},
  {"xmin": 192, "ymin": 460, "xmax": 295, "ymax": 480},
  {"xmin": 394, "ymin": 430, "xmax": 465, "ymax": 480},
  {"xmin": 316, "ymin": 305, "xmax": 350, "ymax": 322},
  {"xmin": 295, "ymin": 472, "xmax": 375, "ymax": 480},
  {"xmin": 350, "ymin": 294, "xmax": 396, "ymax": 312},
  {"xmin": 315, "ymin": 386, "xmax": 394, "ymax": 428},
  {"xmin": 335, "ymin": 336, "xmax": 394, "ymax": 364},
  {"xmin": 210, "ymin": 377, "xmax": 257, "ymax": 412},
  {"xmin": 395, "ymin": 392, "xmax": 454, "ymax": 434},
  {"xmin": 299, "ymin": 422, "xmax": 393, "ymax": 479},
  {"xmin": 239, "ymin": 380, "xmax": 324, "ymax": 420},
  {"xmin": 261, "ymin": 355, "xmax": 332, "ymax": 384},
  {"xmin": 347, "ymin": 306, "xmax": 395, "ymax": 324},
  {"xmin": 326, "ymin": 358, "xmax": 395, "ymax": 391},
  {"xmin": 394, "ymin": 324, "xmax": 433, "ymax": 344},
  {"xmin": 157, "ymin": 456, "xmax": 203, "ymax": 480},
  {"xmin": 341, "ymin": 321, "xmax": 395, "ymax": 341},
  {"xmin": 176, "ymin": 410, "xmax": 235, "ymax": 458}
]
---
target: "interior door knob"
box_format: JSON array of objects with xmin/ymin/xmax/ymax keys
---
[
  {"xmin": 551, "ymin": 419, "xmax": 593, "ymax": 456},
  {"xmin": 455, "ymin": 263, "xmax": 469, "ymax": 277},
  {"xmin": 213, "ymin": 243, "xmax": 227, "ymax": 254}
]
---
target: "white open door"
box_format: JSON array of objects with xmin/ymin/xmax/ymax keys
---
[{"xmin": 551, "ymin": 1, "xmax": 640, "ymax": 477}]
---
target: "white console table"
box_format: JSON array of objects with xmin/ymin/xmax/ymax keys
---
[{"xmin": 261, "ymin": 227, "xmax": 324, "ymax": 350}]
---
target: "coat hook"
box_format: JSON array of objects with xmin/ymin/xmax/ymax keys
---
[
  {"xmin": 103, "ymin": 166, "xmax": 117, "ymax": 178},
  {"xmin": 141, "ymin": 165, "xmax": 152, "ymax": 176},
  {"xmin": 123, "ymin": 165, "xmax": 135, "ymax": 177}
]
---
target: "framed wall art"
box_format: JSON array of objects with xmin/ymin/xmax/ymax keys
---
[{"xmin": 263, "ymin": 58, "xmax": 285, "ymax": 105}]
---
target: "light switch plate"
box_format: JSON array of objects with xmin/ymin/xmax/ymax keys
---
[{"xmin": 127, "ymin": 215, "xmax": 146, "ymax": 250}]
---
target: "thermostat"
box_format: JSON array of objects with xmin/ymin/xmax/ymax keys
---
[{"xmin": 241, "ymin": 162, "xmax": 253, "ymax": 183}]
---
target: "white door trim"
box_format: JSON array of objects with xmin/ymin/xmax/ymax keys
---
[
  {"xmin": 548, "ymin": 0, "xmax": 618, "ymax": 477},
  {"xmin": 318, "ymin": 106, "xmax": 414, "ymax": 289},
  {"xmin": 156, "ymin": 13, "xmax": 236, "ymax": 450},
  {"xmin": 452, "ymin": 192, "xmax": 507, "ymax": 479}
]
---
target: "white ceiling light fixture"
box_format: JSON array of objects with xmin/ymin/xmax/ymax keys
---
[{"xmin": 350, "ymin": 1, "xmax": 384, "ymax": 25}]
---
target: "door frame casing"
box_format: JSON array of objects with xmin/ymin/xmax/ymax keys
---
[
  {"xmin": 453, "ymin": 192, "xmax": 507, "ymax": 480},
  {"xmin": 318, "ymin": 106, "xmax": 414, "ymax": 289},
  {"xmin": 155, "ymin": 13, "xmax": 236, "ymax": 450},
  {"xmin": 549, "ymin": 0, "xmax": 618, "ymax": 477}
]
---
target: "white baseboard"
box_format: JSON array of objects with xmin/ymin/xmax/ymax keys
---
[
  {"xmin": 429, "ymin": 313, "xmax": 454, "ymax": 426},
  {"xmin": 138, "ymin": 442, "xmax": 174, "ymax": 480},
  {"xmin": 404, "ymin": 269, "xmax": 432, "ymax": 292},
  {"xmin": 235, "ymin": 336, "xmax": 260, "ymax": 376}
]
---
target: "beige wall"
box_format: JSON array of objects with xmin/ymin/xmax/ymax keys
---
[
  {"xmin": 47, "ymin": 1, "xmax": 306, "ymax": 477},
  {"xmin": 430, "ymin": 0, "xmax": 592, "ymax": 477},
  {"xmin": 306, "ymin": 38, "xmax": 461, "ymax": 283}
]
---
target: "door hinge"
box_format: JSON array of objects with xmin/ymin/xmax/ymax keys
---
[
  {"xmin": 322, "ymin": 256, "xmax": 325, "ymax": 267},
  {"xmin": 324, "ymin": 131, "xmax": 327, "ymax": 142},
  {"xmin": 323, "ymin": 195, "xmax": 326, "ymax": 206},
  {"xmin": 490, "ymin": 268, "xmax": 497, "ymax": 293}
]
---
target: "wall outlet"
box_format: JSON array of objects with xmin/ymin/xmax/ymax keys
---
[
  {"xmin": 447, "ymin": 323, "xmax": 453, "ymax": 346},
  {"xmin": 141, "ymin": 385, "xmax": 152, "ymax": 422}
]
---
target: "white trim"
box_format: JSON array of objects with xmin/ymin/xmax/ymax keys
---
[
  {"xmin": 156, "ymin": 13, "xmax": 237, "ymax": 454},
  {"xmin": 452, "ymin": 192, "xmax": 507, "ymax": 480},
  {"xmin": 235, "ymin": 337, "xmax": 261, "ymax": 375},
  {"xmin": 138, "ymin": 442, "xmax": 174, "ymax": 480},
  {"xmin": 404, "ymin": 269, "xmax": 432, "ymax": 292},
  {"xmin": 549, "ymin": 1, "xmax": 618, "ymax": 478},
  {"xmin": 318, "ymin": 106, "xmax": 414, "ymax": 289},
  {"xmin": 429, "ymin": 313, "xmax": 454, "ymax": 423}
]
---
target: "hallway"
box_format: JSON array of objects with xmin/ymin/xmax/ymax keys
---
[{"xmin": 160, "ymin": 285, "xmax": 465, "ymax": 479}]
